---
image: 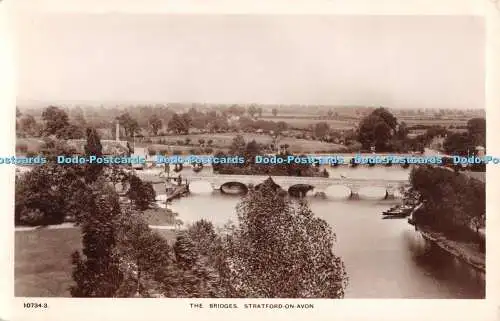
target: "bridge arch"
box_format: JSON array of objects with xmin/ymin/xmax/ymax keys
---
[
  {"xmin": 324, "ymin": 185, "xmax": 351, "ymax": 200},
  {"xmin": 357, "ymin": 186, "xmax": 387, "ymax": 200},
  {"xmin": 288, "ymin": 184, "xmax": 315, "ymax": 198},
  {"xmin": 220, "ymin": 181, "xmax": 248, "ymax": 195},
  {"xmin": 189, "ymin": 180, "xmax": 213, "ymax": 194}
]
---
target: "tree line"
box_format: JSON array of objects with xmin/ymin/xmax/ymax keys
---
[
  {"xmin": 212, "ymin": 135, "xmax": 329, "ymax": 178},
  {"xmin": 355, "ymin": 107, "xmax": 486, "ymax": 155}
]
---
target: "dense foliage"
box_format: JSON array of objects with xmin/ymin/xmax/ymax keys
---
[
  {"xmin": 224, "ymin": 178, "xmax": 348, "ymax": 297},
  {"xmin": 126, "ymin": 175, "xmax": 156, "ymax": 210},
  {"xmin": 213, "ymin": 135, "xmax": 329, "ymax": 177},
  {"xmin": 70, "ymin": 181, "xmax": 124, "ymax": 297},
  {"xmin": 443, "ymin": 117, "xmax": 486, "ymax": 156},
  {"xmin": 408, "ymin": 166, "xmax": 485, "ymax": 245}
]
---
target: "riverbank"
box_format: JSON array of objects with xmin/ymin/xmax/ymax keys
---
[{"xmin": 414, "ymin": 224, "xmax": 485, "ymax": 273}]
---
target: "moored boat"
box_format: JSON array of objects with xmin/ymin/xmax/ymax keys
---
[{"xmin": 382, "ymin": 204, "xmax": 414, "ymax": 217}]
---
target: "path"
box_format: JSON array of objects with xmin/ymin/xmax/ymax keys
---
[{"xmin": 15, "ymin": 223, "xmax": 179, "ymax": 232}]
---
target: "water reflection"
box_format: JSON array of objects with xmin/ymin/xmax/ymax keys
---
[
  {"xmin": 358, "ymin": 186, "xmax": 387, "ymax": 200},
  {"xmin": 403, "ymin": 232, "xmax": 485, "ymax": 299},
  {"xmin": 189, "ymin": 181, "xmax": 213, "ymax": 194}
]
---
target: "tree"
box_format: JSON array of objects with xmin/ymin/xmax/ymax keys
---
[
  {"xmin": 244, "ymin": 140, "xmax": 260, "ymax": 164},
  {"xmin": 248, "ymin": 105, "xmax": 258, "ymax": 118},
  {"xmin": 409, "ymin": 166, "xmax": 485, "ymax": 242},
  {"xmin": 257, "ymin": 107, "xmax": 263, "ymax": 118},
  {"xmin": 42, "ymin": 106, "xmax": 70, "ymax": 137},
  {"xmin": 371, "ymin": 107, "xmax": 398, "ymax": 131},
  {"xmin": 168, "ymin": 113, "xmax": 191, "ymax": 134},
  {"xmin": 15, "ymin": 164, "xmax": 83, "ymax": 225},
  {"xmin": 313, "ymin": 122, "xmax": 330, "ymax": 140},
  {"xmin": 170, "ymin": 231, "xmax": 222, "ymax": 297},
  {"xmin": 443, "ymin": 132, "xmax": 475, "ymax": 156},
  {"xmin": 84, "ymin": 127, "xmax": 104, "ymax": 183},
  {"xmin": 395, "ymin": 121, "xmax": 409, "ymax": 140},
  {"xmin": 70, "ymin": 181, "xmax": 124, "ymax": 297},
  {"xmin": 117, "ymin": 113, "xmax": 140, "ymax": 137},
  {"xmin": 467, "ymin": 117, "xmax": 486, "ymax": 147},
  {"xmin": 113, "ymin": 205, "xmax": 183, "ymax": 297},
  {"xmin": 149, "ymin": 115, "xmax": 162, "ymax": 136},
  {"xmin": 72, "ymin": 109, "xmax": 87, "ymax": 128},
  {"xmin": 357, "ymin": 108, "xmax": 398, "ymax": 151},
  {"xmin": 357, "ymin": 114, "xmax": 392, "ymax": 151},
  {"xmin": 224, "ymin": 178, "xmax": 348, "ymax": 298},
  {"xmin": 126, "ymin": 175, "xmax": 156, "ymax": 211},
  {"xmin": 272, "ymin": 108, "xmax": 278, "ymax": 117},
  {"xmin": 228, "ymin": 105, "xmax": 246, "ymax": 117},
  {"xmin": 229, "ymin": 135, "xmax": 246, "ymax": 155},
  {"xmin": 426, "ymin": 125, "xmax": 448, "ymax": 139},
  {"xmin": 20, "ymin": 114, "xmax": 38, "ymax": 136}
]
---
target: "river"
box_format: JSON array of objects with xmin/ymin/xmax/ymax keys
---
[{"xmin": 156, "ymin": 166, "xmax": 485, "ymax": 299}]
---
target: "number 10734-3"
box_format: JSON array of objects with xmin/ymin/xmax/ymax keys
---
[{"xmin": 23, "ymin": 302, "xmax": 48, "ymax": 309}]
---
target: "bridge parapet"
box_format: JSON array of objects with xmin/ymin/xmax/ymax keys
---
[{"xmin": 188, "ymin": 174, "xmax": 409, "ymax": 192}]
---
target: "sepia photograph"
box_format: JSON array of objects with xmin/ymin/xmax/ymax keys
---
[{"xmin": 11, "ymin": 6, "xmax": 489, "ymax": 303}]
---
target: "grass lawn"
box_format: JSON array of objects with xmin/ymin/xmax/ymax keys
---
[
  {"xmin": 143, "ymin": 207, "xmax": 180, "ymax": 226},
  {"xmin": 15, "ymin": 228, "xmax": 82, "ymax": 297},
  {"xmin": 15, "ymin": 224, "xmax": 178, "ymax": 297},
  {"xmin": 462, "ymin": 171, "xmax": 486, "ymax": 183}
]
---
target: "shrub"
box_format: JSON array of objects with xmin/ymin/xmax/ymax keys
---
[{"xmin": 18, "ymin": 208, "xmax": 45, "ymax": 226}]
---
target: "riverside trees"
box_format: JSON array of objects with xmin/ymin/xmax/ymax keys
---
[{"xmin": 408, "ymin": 166, "xmax": 485, "ymax": 249}]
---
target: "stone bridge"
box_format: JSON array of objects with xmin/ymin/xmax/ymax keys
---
[{"xmin": 188, "ymin": 174, "xmax": 409, "ymax": 197}]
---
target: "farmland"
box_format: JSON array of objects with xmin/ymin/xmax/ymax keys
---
[{"xmin": 146, "ymin": 133, "xmax": 348, "ymax": 154}]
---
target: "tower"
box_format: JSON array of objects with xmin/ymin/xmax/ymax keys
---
[{"xmin": 115, "ymin": 122, "xmax": 120, "ymax": 141}]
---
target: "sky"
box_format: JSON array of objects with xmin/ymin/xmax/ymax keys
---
[{"xmin": 16, "ymin": 14, "xmax": 485, "ymax": 109}]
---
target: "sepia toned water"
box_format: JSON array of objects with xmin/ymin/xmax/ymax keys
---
[{"xmin": 163, "ymin": 166, "xmax": 485, "ymax": 299}]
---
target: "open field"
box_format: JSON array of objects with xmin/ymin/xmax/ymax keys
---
[
  {"xmin": 15, "ymin": 225, "xmax": 177, "ymax": 297},
  {"xmin": 259, "ymin": 116, "xmax": 357, "ymax": 130},
  {"xmin": 398, "ymin": 117, "xmax": 469, "ymax": 127},
  {"xmin": 150, "ymin": 133, "xmax": 348, "ymax": 153}
]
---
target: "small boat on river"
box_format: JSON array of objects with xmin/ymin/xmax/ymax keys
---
[{"xmin": 382, "ymin": 204, "xmax": 414, "ymax": 218}]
